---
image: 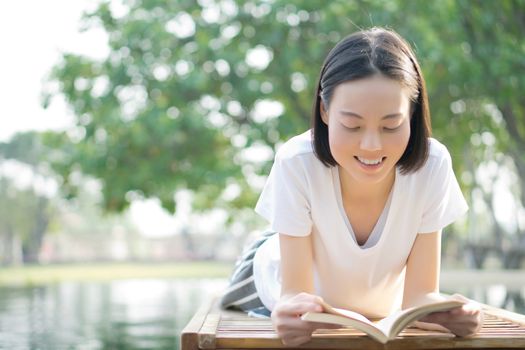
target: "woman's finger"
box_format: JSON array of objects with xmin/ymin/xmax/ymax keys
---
[
  {"xmin": 281, "ymin": 334, "xmax": 312, "ymax": 347},
  {"xmin": 419, "ymin": 310, "xmax": 451, "ymax": 324},
  {"xmin": 274, "ymin": 315, "xmax": 326, "ymax": 334},
  {"xmin": 276, "ymin": 301, "xmax": 323, "ymax": 316},
  {"xmin": 412, "ymin": 320, "xmax": 451, "ymax": 333},
  {"xmin": 450, "ymin": 293, "xmax": 470, "ymax": 302},
  {"xmin": 306, "ymin": 321, "xmax": 342, "ymax": 331}
]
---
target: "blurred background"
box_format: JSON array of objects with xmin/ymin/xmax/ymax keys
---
[{"xmin": 0, "ymin": 0, "xmax": 524, "ymax": 349}]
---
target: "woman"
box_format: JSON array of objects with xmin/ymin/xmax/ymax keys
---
[{"xmin": 221, "ymin": 27, "xmax": 482, "ymax": 346}]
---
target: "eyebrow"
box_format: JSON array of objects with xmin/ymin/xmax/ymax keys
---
[{"xmin": 339, "ymin": 111, "xmax": 403, "ymax": 120}]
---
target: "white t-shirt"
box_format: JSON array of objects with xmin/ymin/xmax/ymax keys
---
[{"xmin": 253, "ymin": 130, "xmax": 468, "ymax": 318}]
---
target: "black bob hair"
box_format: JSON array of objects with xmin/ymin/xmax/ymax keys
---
[{"xmin": 311, "ymin": 27, "xmax": 431, "ymax": 174}]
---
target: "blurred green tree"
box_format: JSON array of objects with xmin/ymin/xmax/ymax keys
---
[
  {"xmin": 410, "ymin": 0, "xmax": 525, "ymax": 266},
  {"xmin": 42, "ymin": 0, "xmax": 524, "ymax": 262}
]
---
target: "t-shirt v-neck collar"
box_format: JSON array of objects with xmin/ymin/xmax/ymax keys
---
[{"xmin": 332, "ymin": 166, "xmax": 397, "ymax": 250}]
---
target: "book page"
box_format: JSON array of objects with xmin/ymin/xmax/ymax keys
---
[
  {"xmin": 318, "ymin": 299, "xmax": 376, "ymax": 326},
  {"xmin": 302, "ymin": 312, "xmax": 388, "ymax": 344},
  {"xmin": 327, "ymin": 307, "xmax": 376, "ymax": 327},
  {"xmin": 374, "ymin": 310, "xmax": 404, "ymax": 336},
  {"xmin": 390, "ymin": 300, "xmax": 463, "ymax": 336}
]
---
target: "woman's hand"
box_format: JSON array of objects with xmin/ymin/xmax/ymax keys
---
[
  {"xmin": 418, "ymin": 294, "xmax": 483, "ymax": 337},
  {"xmin": 271, "ymin": 292, "xmax": 339, "ymax": 346}
]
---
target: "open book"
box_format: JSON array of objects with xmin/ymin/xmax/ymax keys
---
[{"xmin": 301, "ymin": 299, "xmax": 464, "ymax": 344}]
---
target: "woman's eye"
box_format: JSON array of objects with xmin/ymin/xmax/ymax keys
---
[
  {"xmin": 342, "ymin": 125, "xmax": 401, "ymax": 132},
  {"xmin": 384, "ymin": 126, "xmax": 401, "ymax": 132}
]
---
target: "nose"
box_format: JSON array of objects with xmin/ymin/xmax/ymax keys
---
[{"xmin": 360, "ymin": 130, "xmax": 382, "ymax": 151}]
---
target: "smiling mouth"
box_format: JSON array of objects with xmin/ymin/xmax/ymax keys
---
[{"xmin": 354, "ymin": 156, "xmax": 386, "ymax": 166}]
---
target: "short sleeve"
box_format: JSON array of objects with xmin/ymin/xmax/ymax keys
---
[
  {"xmin": 418, "ymin": 149, "xmax": 469, "ymax": 233},
  {"xmin": 254, "ymin": 151, "xmax": 312, "ymax": 236}
]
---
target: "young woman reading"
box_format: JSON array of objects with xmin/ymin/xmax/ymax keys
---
[{"xmin": 221, "ymin": 27, "xmax": 482, "ymax": 346}]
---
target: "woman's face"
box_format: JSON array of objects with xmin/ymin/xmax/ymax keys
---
[{"xmin": 321, "ymin": 75, "xmax": 412, "ymax": 186}]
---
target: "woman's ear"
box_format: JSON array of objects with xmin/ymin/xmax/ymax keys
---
[{"xmin": 320, "ymin": 100, "xmax": 329, "ymax": 125}]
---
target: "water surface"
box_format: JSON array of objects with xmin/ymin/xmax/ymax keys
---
[
  {"xmin": 0, "ymin": 278, "xmax": 523, "ymax": 349},
  {"xmin": 0, "ymin": 279, "xmax": 227, "ymax": 350}
]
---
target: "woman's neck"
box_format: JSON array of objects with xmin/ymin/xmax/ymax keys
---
[{"xmin": 338, "ymin": 166, "xmax": 396, "ymax": 203}]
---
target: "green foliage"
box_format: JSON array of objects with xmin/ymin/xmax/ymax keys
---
[{"xmin": 43, "ymin": 0, "xmax": 525, "ymax": 219}]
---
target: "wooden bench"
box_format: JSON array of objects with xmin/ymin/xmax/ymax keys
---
[{"xmin": 181, "ymin": 297, "xmax": 525, "ymax": 350}]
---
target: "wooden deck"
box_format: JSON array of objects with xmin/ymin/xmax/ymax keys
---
[{"xmin": 181, "ymin": 298, "xmax": 525, "ymax": 350}]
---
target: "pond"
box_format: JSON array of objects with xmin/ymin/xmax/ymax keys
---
[
  {"xmin": 0, "ymin": 278, "xmax": 523, "ymax": 350},
  {"xmin": 0, "ymin": 279, "xmax": 228, "ymax": 350}
]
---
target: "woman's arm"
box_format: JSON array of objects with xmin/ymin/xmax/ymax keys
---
[
  {"xmin": 403, "ymin": 230, "xmax": 483, "ymax": 336},
  {"xmin": 280, "ymin": 233, "xmax": 316, "ymax": 297},
  {"xmin": 271, "ymin": 233, "xmax": 338, "ymax": 346},
  {"xmin": 402, "ymin": 230, "xmax": 443, "ymax": 308}
]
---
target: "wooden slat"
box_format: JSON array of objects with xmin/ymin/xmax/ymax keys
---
[
  {"xmin": 479, "ymin": 302, "xmax": 525, "ymax": 326},
  {"xmin": 215, "ymin": 308, "xmax": 525, "ymax": 349},
  {"xmin": 180, "ymin": 297, "xmax": 217, "ymax": 350},
  {"xmin": 184, "ymin": 297, "xmax": 525, "ymax": 349},
  {"xmin": 199, "ymin": 313, "xmax": 221, "ymax": 349},
  {"xmin": 216, "ymin": 336, "xmax": 525, "ymax": 350}
]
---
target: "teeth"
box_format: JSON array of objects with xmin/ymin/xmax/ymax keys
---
[{"xmin": 357, "ymin": 156, "xmax": 383, "ymax": 165}]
